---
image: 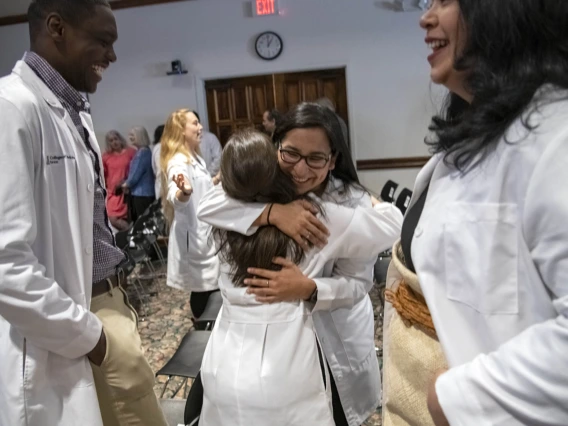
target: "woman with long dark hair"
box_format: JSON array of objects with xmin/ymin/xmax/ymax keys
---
[
  {"xmin": 198, "ymin": 103, "xmax": 402, "ymax": 425},
  {"xmin": 382, "ymin": 1, "xmax": 568, "ymax": 425},
  {"xmin": 198, "ymin": 129, "xmax": 401, "ymax": 425}
]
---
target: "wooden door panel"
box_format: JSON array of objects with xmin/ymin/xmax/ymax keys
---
[
  {"xmin": 301, "ymin": 80, "xmax": 319, "ymax": 102},
  {"xmin": 214, "ymin": 88, "xmax": 232, "ymax": 121},
  {"xmin": 206, "ymin": 68, "xmax": 347, "ymax": 146},
  {"xmin": 217, "ymin": 125, "xmax": 233, "ymax": 145},
  {"xmin": 250, "ymin": 85, "xmax": 271, "ymax": 118},
  {"xmin": 232, "ymin": 87, "xmax": 249, "ymax": 121}
]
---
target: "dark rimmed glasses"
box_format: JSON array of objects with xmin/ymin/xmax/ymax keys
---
[{"xmin": 278, "ymin": 146, "xmax": 332, "ymax": 169}]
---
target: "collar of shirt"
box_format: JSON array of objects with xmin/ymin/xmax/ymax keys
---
[{"xmin": 23, "ymin": 51, "xmax": 91, "ymax": 115}]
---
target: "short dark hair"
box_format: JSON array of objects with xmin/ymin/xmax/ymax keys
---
[
  {"xmin": 265, "ymin": 109, "xmax": 282, "ymax": 124},
  {"xmin": 153, "ymin": 125, "xmax": 165, "ymax": 145},
  {"xmin": 28, "ymin": 0, "xmax": 111, "ymax": 40},
  {"xmin": 428, "ymin": 0, "xmax": 568, "ymax": 171}
]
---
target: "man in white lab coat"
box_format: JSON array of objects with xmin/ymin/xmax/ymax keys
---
[{"xmin": 0, "ymin": 1, "xmax": 166, "ymax": 425}]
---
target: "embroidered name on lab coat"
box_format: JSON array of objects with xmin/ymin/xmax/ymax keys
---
[{"xmin": 46, "ymin": 155, "xmax": 76, "ymax": 165}]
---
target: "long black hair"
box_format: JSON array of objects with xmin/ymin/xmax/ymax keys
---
[
  {"xmin": 273, "ymin": 102, "xmax": 364, "ymax": 197},
  {"xmin": 428, "ymin": 0, "xmax": 568, "ymax": 171},
  {"xmin": 214, "ymin": 129, "xmax": 321, "ymax": 286}
]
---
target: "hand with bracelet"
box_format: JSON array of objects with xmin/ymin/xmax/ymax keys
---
[
  {"xmin": 172, "ymin": 173, "xmax": 193, "ymax": 201},
  {"xmin": 245, "ymin": 200, "xmax": 330, "ymax": 303}
]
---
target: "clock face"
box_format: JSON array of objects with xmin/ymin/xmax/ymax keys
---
[{"xmin": 255, "ymin": 31, "xmax": 283, "ymax": 61}]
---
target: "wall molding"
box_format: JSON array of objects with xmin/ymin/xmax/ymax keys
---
[
  {"xmin": 0, "ymin": 0, "xmax": 191, "ymax": 27},
  {"xmin": 356, "ymin": 156, "xmax": 430, "ymax": 171}
]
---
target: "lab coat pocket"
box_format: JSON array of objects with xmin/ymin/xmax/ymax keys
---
[
  {"xmin": 444, "ymin": 202, "xmax": 518, "ymax": 314},
  {"xmin": 23, "ymin": 341, "xmax": 49, "ymax": 390}
]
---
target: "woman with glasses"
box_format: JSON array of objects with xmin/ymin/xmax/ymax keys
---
[
  {"xmin": 198, "ymin": 102, "xmax": 402, "ymax": 426},
  {"xmin": 198, "ymin": 129, "xmax": 401, "ymax": 425}
]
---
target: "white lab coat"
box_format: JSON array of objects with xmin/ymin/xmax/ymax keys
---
[
  {"xmin": 200, "ymin": 199, "xmax": 403, "ymax": 425},
  {"xmin": 166, "ymin": 153, "xmax": 220, "ymax": 292},
  {"xmin": 197, "ymin": 177, "xmax": 403, "ymax": 425},
  {"xmin": 409, "ymin": 87, "xmax": 568, "ymax": 425},
  {"xmin": 152, "ymin": 143, "xmax": 161, "ymax": 199},
  {"xmin": 0, "ymin": 61, "xmax": 104, "ymax": 425}
]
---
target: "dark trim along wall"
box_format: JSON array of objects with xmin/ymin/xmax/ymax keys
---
[
  {"xmin": 0, "ymin": 0, "xmax": 190, "ymax": 27},
  {"xmin": 356, "ymin": 156, "xmax": 430, "ymax": 170}
]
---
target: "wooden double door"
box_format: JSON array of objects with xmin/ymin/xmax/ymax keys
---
[{"xmin": 205, "ymin": 68, "xmax": 348, "ymax": 146}]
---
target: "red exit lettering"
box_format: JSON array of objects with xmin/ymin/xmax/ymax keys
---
[{"xmin": 256, "ymin": 0, "xmax": 275, "ymax": 15}]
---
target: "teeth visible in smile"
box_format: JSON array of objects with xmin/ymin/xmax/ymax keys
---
[
  {"xmin": 292, "ymin": 176, "xmax": 309, "ymax": 183},
  {"xmin": 92, "ymin": 65, "xmax": 105, "ymax": 77},
  {"xmin": 427, "ymin": 40, "xmax": 449, "ymax": 50}
]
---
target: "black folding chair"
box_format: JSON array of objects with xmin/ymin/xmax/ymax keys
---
[
  {"xmin": 395, "ymin": 188, "xmax": 413, "ymax": 215},
  {"xmin": 380, "ymin": 180, "xmax": 399, "ymax": 203},
  {"xmin": 156, "ymin": 330, "xmax": 212, "ymax": 399},
  {"xmin": 194, "ymin": 291, "xmax": 223, "ymax": 331}
]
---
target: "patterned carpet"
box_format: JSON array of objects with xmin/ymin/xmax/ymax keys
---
[{"xmin": 129, "ymin": 268, "xmax": 384, "ymax": 425}]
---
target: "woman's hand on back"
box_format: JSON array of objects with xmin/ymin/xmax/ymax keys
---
[
  {"xmin": 270, "ymin": 200, "xmax": 330, "ymax": 250},
  {"xmin": 245, "ymin": 257, "xmax": 317, "ymax": 303}
]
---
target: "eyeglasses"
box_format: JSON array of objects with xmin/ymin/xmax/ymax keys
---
[{"xmin": 279, "ymin": 147, "xmax": 332, "ymax": 169}]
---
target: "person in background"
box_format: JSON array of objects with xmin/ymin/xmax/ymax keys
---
[
  {"xmin": 262, "ymin": 108, "xmax": 282, "ymax": 138},
  {"xmin": 122, "ymin": 126, "xmax": 155, "ymax": 221},
  {"xmin": 103, "ymin": 130, "xmax": 136, "ymax": 231},
  {"xmin": 0, "ymin": 0, "xmax": 167, "ymax": 425},
  {"xmin": 315, "ymin": 97, "xmax": 349, "ymax": 147},
  {"xmin": 382, "ymin": 0, "xmax": 568, "ymax": 425},
  {"xmin": 193, "ymin": 111, "xmax": 222, "ymax": 182},
  {"xmin": 160, "ymin": 108, "xmax": 220, "ymax": 319},
  {"xmin": 151, "ymin": 124, "xmax": 165, "ymax": 200}
]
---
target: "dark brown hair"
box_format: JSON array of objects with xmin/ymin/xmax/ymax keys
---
[{"xmin": 214, "ymin": 129, "xmax": 319, "ymax": 286}]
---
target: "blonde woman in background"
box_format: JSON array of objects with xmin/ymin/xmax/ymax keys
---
[
  {"xmin": 122, "ymin": 126, "xmax": 155, "ymax": 221},
  {"xmin": 103, "ymin": 130, "xmax": 136, "ymax": 230},
  {"xmin": 160, "ymin": 109, "xmax": 220, "ymax": 319}
]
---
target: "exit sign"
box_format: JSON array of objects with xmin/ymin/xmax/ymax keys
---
[{"xmin": 252, "ymin": 0, "xmax": 279, "ymax": 16}]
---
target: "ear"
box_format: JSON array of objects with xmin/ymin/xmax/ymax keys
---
[
  {"xmin": 45, "ymin": 13, "xmax": 65, "ymax": 42},
  {"xmin": 328, "ymin": 153, "xmax": 338, "ymax": 171}
]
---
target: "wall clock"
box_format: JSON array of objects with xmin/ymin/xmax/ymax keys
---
[{"xmin": 255, "ymin": 31, "xmax": 283, "ymax": 61}]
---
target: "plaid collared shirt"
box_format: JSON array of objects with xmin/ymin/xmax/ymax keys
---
[{"xmin": 24, "ymin": 52, "xmax": 125, "ymax": 283}]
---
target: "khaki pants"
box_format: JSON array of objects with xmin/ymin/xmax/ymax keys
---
[{"xmin": 90, "ymin": 286, "xmax": 167, "ymax": 426}]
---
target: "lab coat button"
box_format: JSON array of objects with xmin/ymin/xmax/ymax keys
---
[
  {"xmin": 87, "ymin": 184, "xmax": 93, "ymax": 192},
  {"xmin": 85, "ymin": 246, "xmax": 93, "ymax": 255},
  {"xmin": 415, "ymin": 227, "xmax": 423, "ymax": 237}
]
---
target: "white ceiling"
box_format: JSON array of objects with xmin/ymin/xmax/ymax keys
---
[{"xmin": 0, "ymin": 0, "xmax": 123, "ymax": 18}]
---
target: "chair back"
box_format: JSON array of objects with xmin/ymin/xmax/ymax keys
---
[{"xmin": 380, "ymin": 180, "xmax": 399, "ymax": 203}]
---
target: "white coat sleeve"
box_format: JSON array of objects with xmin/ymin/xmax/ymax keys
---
[
  {"xmin": 197, "ymin": 184, "xmax": 266, "ymax": 236},
  {"xmin": 436, "ymin": 130, "xmax": 568, "ymax": 425},
  {"xmin": 313, "ymin": 202, "xmax": 403, "ymax": 311},
  {"xmin": 0, "ymin": 98, "xmax": 102, "ymax": 359},
  {"xmin": 151, "ymin": 144, "xmax": 160, "ymax": 176}
]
